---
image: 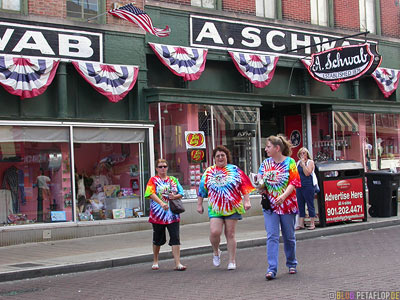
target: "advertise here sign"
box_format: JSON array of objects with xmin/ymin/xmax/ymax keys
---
[
  {"xmin": 306, "ymin": 43, "xmax": 381, "ymax": 84},
  {"xmin": 323, "ymin": 178, "xmax": 365, "ymax": 223}
]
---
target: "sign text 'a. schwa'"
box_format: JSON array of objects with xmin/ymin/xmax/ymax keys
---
[
  {"xmin": 190, "ymin": 15, "xmax": 373, "ymax": 58},
  {"xmin": 306, "ymin": 43, "xmax": 381, "ymax": 84},
  {"xmin": 0, "ymin": 21, "xmax": 103, "ymax": 62}
]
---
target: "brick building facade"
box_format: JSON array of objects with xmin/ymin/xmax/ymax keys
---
[{"xmin": 0, "ymin": 0, "xmax": 399, "ymax": 244}]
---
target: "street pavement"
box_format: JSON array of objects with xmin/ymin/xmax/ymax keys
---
[
  {"xmin": 0, "ymin": 205, "xmax": 399, "ymax": 284},
  {"xmin": 0, "ymin": 226, "xmax": 399, "ymax": 300}
]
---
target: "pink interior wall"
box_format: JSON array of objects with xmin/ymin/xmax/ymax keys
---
[{"xmin": 74, "ymin": 143, "xmax": 139, "ymax": 191}]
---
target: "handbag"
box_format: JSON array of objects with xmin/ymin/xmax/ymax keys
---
[
  {"xmin": 169, "ymin": 198, "xmax": 185, "ymax": 214},
  {"xmin": 312, "ymin": 171, "xmax": 320, "ymax": 194},
  {"xmin": 261, "ymin": 193, "xmax": 272, "ymax": 211}
]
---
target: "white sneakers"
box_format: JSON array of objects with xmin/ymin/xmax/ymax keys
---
[
  {"xmin": 213, "ymin": 250, "xmax": 236, "ymax": 270},
  {"xmin": 213, "ymin": 249, "xmax": 221, "ymax": 267}
]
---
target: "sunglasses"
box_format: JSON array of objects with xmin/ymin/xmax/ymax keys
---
[{"xmin": 157, "ymin": 165, "xmax": 168, "ymax": 168}]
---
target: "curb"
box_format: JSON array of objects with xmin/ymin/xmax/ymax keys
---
[{"xmin": 0, "ymin": 218, "xmax": 399, "ymax": 282}]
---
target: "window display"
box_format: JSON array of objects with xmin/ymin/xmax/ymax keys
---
[
  {"xmin": 72, "ymin": 127, "xmax": 147, "ymax": 221},
  {"xmin": 312, "ymin": 111, "xmax": 400, "ymax": 172},
  {"xmin": 74, "ymin": 143, "xmax": 143, "ymax": 221},
  {"xmin": 0, "ymin": 124, "xmax": 150, "ymax": 226},
  {"xmin": 149, "ymin": 102, "xmax": 261, "ymax": 198},
  {"xmin": 0, "ymin": 126, "xmax": 72, "ymax": 225}
]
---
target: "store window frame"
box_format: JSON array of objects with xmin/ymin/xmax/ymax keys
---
[
  {"xmin": 66, "ymin": 0, "xmax": 106, "ymax": 23},
  {"xmin": 0, "ymin": 120, "xmax": 154, "ymax": 225},
  {"xmin": 191, "ymin": 0, "xmax": 221, "ymax": 10},
  {"xmin": 256, "ymin": 0, "xmax": 278, "ymax": 19},
  {"xmin": 310, "ymin": 0, "xmax": 329, "ymax": 27},
  {"xmin": 0, "ymin": 0, "xmax": 27, "ymax": 14},
  {"xmin": 312, "ymin": 111, "xmax": 399, "ymax": 172},
  {"xmin": 359, "ymin": 0, "xmax": 377, "ymax": 34},
  {"xmin": 154, "ymin": 102, "xmax": 261, "ymax": 197}
]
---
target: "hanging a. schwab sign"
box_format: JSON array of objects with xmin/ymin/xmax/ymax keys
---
[{"xmin": 305, "ymin": 43, "xmax": 381, "ymax": 84}]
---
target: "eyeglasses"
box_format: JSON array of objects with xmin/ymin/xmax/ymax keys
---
[{"xmin": 157, "ymin": 166, "xmax": 168, "ymax": 168}]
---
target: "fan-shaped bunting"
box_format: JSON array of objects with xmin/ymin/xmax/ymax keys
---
[
  {"xmin": 0, "ymin": 55, "xmax": 60, "ymax": 99},
  {"xmin": 149, "ymin": 43, "xmax": 208, "ymax": 81},
  {"xmin": 229, "ymin": 51, "xmax": 279, "ymax": 88},
  {"xmin": 72, "ymin": 61, "xmax": 139, "ymax": 103}
]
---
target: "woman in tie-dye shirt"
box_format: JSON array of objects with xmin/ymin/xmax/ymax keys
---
[
  {"xmin": 197, "ymin": 145, "xmax": 254, "ymax": 271},
  {"xmin": 145, "ymin": 159, "xmax": 186, "ymax": 271},
  {"xmin": 258, "ymin": 135, "xmax": 301, "ymax": 280}
]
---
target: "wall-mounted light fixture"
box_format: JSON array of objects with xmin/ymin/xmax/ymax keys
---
[{"xmin": 163, "ymin": 105, "xmax": 169, "ymax": 114}]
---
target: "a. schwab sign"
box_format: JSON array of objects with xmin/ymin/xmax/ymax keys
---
[
  {"xmin": 305, "ymin": 43, "xmax": 381, "ymax": 83},
  {"xmin": 0, "ymin": 20, "xmax": 102, "ymax": 62},
  {"xmin": 190, "ymin": 15, "xmax": 375, "ymax": 58}
]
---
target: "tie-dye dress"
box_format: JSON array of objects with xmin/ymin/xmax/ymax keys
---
[
  {"xmin": 258, "ymin": 157, "xmax": 301, "ymax": 215},
  {"xmin": 198, "ymin": 164, "xmax": 255, "ymax": 217},
  {"xmin": 145, "ymin": 175, "xmax": 184, "ymax": 224}
]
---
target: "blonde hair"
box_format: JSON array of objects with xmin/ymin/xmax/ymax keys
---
[
  {"xmin": 297, "ymin": 147, "xmax": 312, "ymax": 160},
  {"xmin": 266, "ymin": 134, "xmax": 293, "ymax": 156}
]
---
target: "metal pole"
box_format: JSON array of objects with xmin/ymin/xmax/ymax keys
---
[
  {"xmin": 306, "ymin": 104, "xmax": 313, "ymax": 157},
  {"xmin": 69, "ymin": 126, "xmax": 77, "ymax": 223},
  {"xmin": 158, "ymin": 103, "xmax": 163, "ymax": 159},
  {"xmin": 87, "ymin": 11, "xmax": 108, "ymax": 21},
  {"xmin": 332, "ymin": 111, "xmax": 336, "ymax": 160}
]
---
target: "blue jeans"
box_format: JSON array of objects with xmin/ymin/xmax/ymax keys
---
[
  {"xmin": 296, "ymin": 186, "xmax": 316, "ymax": 218},
  {"xmin": 263, "ymin": 210, "xmax": 297, "ymax": 276}
]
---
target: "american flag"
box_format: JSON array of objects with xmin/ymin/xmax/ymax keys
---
[{"xmin": 108, "ymin": 3, "xmax": 170, "ymax": 37}]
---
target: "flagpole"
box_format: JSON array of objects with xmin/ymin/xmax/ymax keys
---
[
  {"xmin": 87, "ymin": 11, "xmax": 108, "ymax": 21},
  {"xmin": 87, "ymin": 1, "xmax": 136, "ymax": 21}
]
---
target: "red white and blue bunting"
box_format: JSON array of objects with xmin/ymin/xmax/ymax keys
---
[
  {"xmin": 0, "ymin": 55, "xmax": 60, "ymax": 99},
  {"xmin": 301, "ymin": 58, "xmax": 340, "ymax": 91},
  {"xmin": 229, "ymin": 51, "xmax": 279, "ymax": 88},
  {"xmin": 371, "ymin": 67, "xmax": 400, "ymax": 98},
  {"xmin": 149, "ymin": 43, "xmax": 208, "ymax": 81},
  {"xmin": 72, "ymin": 61, "xmax": 139, "ymax": 103}
]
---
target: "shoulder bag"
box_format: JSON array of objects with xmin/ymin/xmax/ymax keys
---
[
  {"xmin": 170, "ymin": 198, "xmax": 185, "ymax": 214},
  {"xmin": 261, "ymin": 193, "xmax": 272, "ymax": 211},
  {"xmin": 312, "ymin": 170, "xmax": 320, "ymax": 194}
]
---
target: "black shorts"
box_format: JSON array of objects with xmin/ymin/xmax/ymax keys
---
[{"xmin": 152, "ymin": 222, "xmax": 180, "ymax": 246}]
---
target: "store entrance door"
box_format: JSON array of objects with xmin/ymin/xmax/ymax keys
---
[{"xmin": 285, "ymin": 115, "xmax": 303, "ymax": 159}]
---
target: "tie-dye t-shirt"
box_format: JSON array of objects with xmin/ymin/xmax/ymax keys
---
[
  {"xmin": 145, "ymin": 175, "xmax": 184, "ymax": 224},
  {"xmin": 258, "ymin": 157, "xmax": 301, "ymax": 215},
  {"xmin": 198, "ymin": 164, "xmax": 255, "ymax": 217}
]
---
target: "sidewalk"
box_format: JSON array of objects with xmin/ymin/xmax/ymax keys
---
[{"xmin": 0, "ymin": 211, "xmax": 399, "ymax": 282}]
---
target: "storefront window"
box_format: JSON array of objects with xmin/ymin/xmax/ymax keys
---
[
  {"xmin": 311, "ymin": 112, "xmax": 334, "ymax": 161},
  {"xmin": 334, "ymin": 112, "xmax": 361, "ymax": 161},
  {"xmin": 313, "ymin": 111, "xmax": 400, "ymax": 172},
  {"xmin": 213, "ymin": 105, "xmax": 259, "ymax": 174},
  {"xmin": 375, "ymin": 114, "xmax": 400, "ymax": 171},
  {"xmin": 73, "ymin": 127, "xmax": 146, "ymax": 221},
  {"xmin": 0, "ymin": 124, "xmax": 151, "ymax": 226},
  {"xmin": 0, "ymin": 126, "xmax": 72, "ymax": 225},
  {"xmin": 149, "ymin": 103, "xmax": 261, "ymax": 198}
]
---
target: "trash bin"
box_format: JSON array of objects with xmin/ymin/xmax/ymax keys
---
[
  {"xmin": 365, "ymin": 171, "xmax": 400, "ymax": 217},
  {"xmin": 315, "ymin": 160, "xmax": 367, "ymax": 227}
]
